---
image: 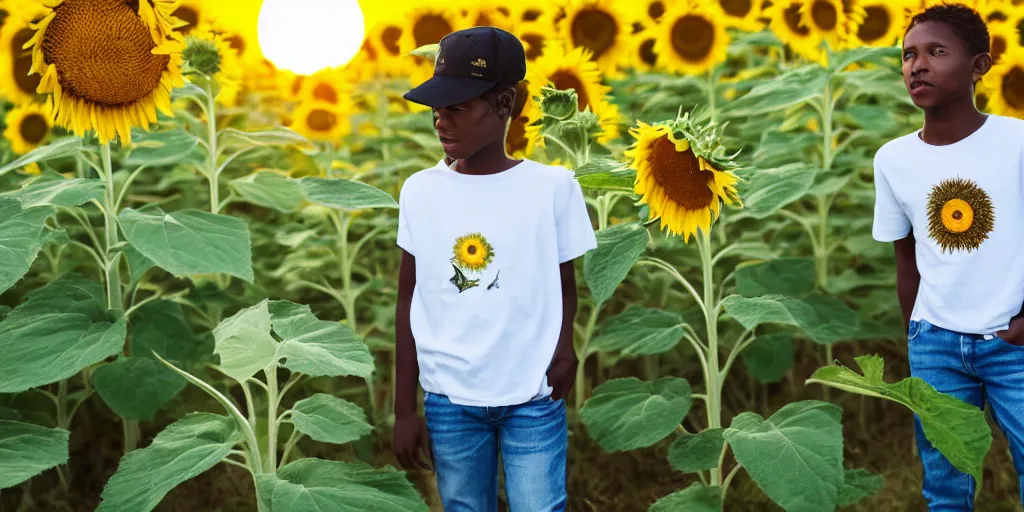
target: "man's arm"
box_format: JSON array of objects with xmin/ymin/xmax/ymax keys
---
[
  {"xmin": 393, "ymin": 249, "xmax": 431, "ymax": 470},
  {"xmin": 547, "ymin": 261, "xmax": 580, "ymax": 402},
  {"xmin": 893, "ymin": 232, "xmax": 920, "ymax": 328}
]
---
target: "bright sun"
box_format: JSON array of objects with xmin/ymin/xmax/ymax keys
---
[{"xmin": 258, "ymin": 0, "xmax": 366, "ymax": 75}]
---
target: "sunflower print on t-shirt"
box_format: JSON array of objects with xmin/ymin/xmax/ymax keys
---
[
  {"xmin": 449, "ymin": 233, "xmax": 497, "ymax": 293},
  {"xmin": 926, "ymin": 178, "xmax": 995, "ymax": 253}
]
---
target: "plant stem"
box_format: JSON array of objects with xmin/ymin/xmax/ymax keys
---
[
  {"xmin": 698, "ymin": 231, "xmax": 723, "ymax": 486},
  {"xmin": 265, "ymin": 365, "xmax": 279, "ymax": 472},
  {"xmin": 55, "ymin": 380, "xmax": 70, "ymax": 492},
  {"xmin": 707, "ymin": 69, "xmax": 718, "ymax": 126},
  {"xmin": 205, "ymin": 82, "xmax": 220, "ymax": 215},
  {"xmin": 575, "ymin": 306, "xmax": 599, "ymax": 412}
]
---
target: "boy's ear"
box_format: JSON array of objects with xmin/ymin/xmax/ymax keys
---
[
  {"xmin": 972, "ymin": 52, "xmax": 993, "ymax": 83},
  {"xmin": 498, "ymin": 88, "xmax": 516, "ymax": 119}
]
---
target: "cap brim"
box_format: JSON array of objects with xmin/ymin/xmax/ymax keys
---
[{"xmin": 403, "ymin": 75, "xmax": 497, "ymax": 109}]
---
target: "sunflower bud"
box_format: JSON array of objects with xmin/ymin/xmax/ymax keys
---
[
  {"xmin": 538, "ymin": 86, "xmax": 578, "ymax": 120},
  {"xmin": 183, "ymin": 37, "xmax": 222, "ymax": 77}
]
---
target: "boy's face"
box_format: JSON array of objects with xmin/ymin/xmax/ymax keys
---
[
  {"xmin": 902, "ymin": 21, "xmax": 988, "ymax": 110},
  {"xmin": 433, "ymin": 95, "xmax": 507, "ymax": 160}
]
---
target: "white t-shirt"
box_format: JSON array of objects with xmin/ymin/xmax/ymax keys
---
[
  {"xmin": 396, "ymin": 159, "xmax": 598, "ymax": 406},
  {"xmin": 872, "ymin": 115, "xmax": 1024, "ymax": 335}
]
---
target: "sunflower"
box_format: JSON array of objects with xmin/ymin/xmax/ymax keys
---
[
  {"xmin": 459, "ymin": 5, "xmax": 513, "ymax": 30},
  {"xmin": 25, "ymin": 0, "xmax": 185, "ymax": 145},
  {"xmin": 399, "ymin": 5, "xmax": 467, "ymax": 55},
  {"xmin": 977, "ymin": 0, "xmax": 1013, "ymax": 24},
  {"xmin": 288, "ymin": 100, "xmax": 351, "ymax": 142},
  {"xmin": 171, "ymin": 0, "xmax": 206, "ymax": 33},
  {"xmin": 628, "ymin": 31, "xmax": 659, "ymax": 72},
  {"xmin": 625, "ymin": 116, "xmax": 741, "ymax": 242},
  {"xmin": 556, "ymin": 0, "xmax": 637, "ymax": 74},
  {"xmin": 926, "ymin": 178, "xmax": 994, "ymax": 253},
  {"xmin": 296, "ymin": 68, "xmax": 353, "ymax": 107},
  {"xmin": 3, "ymin": 102, "xmax": 52, "ymax": 154},
  {"xmin": 654, "ymin": 1, "xmax": 730, "ymax": 76},
  {"xmin": 506, "ymin": 80, "xmax": 540, "ymax": 157},
  {"xmin": 516, "ymin": 21, "xmax": 551, "ymax": 62},
  {"xmin": 452, "ymin": 233, "xmax": 495, "ymax": 272},
  {"xmin": 638, "ymin": 0, "xmax": 667, "ymax": 25},
  {"xmin": 505, "ymin": 3, "xmax": 549, "ymax": 25},
  {"xmin": 852, "ymin": 0, "xmax": 906, "ymax": 47},
  {"xmin": 988, "ymin": 21, "xmax": 1018, "ymax": 65},
  {"xmin": 716, "ymin": 0, "xmax": 766, "ymax": 31},
  {"xmin": 189, "ymin": 24, "xmax": 244, "ymax": 106},
  {"xmin": 769, "ymin": 0, "xmax": 825, "ymax": 63},
  {"xmin": 982, "ymin": 46, "xmax": 1024, "ymax": 118},
  {"xmin": 0, "ymin": 8, "xmax": 45, "ymax": 104},
  {"xmin": 801, "ymin": 0, "xmax": 855, "ymax": 50},
  {"xmin": 525, "ymin": 42, "xmax": 621, "ymax": 144}
]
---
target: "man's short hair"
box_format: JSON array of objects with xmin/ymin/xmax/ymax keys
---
[{"xmin": 907, "ymin": 3, "xmax": 990, "ymax": 56}]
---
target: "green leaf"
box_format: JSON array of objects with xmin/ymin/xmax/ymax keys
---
[
  {"xmin": 838, "ymin": 468, "xmax": 884, "ymax": 507},
  {"xmin": 132, "ymin": 299, "xmax": 210, "ymax": 368},
  {"xmin": 576, "ymin": 169, "xmax": 637, "ymax": 191},
  {"xmin": 649, "ymin": 483, "xmax": 723, "ymax": 512},
  {"xmin": 0, "ymin": 421, "xmax": 69, "ymax": 489},
  {"xmin": 97, "ymin": 413, "xmax": 243, "ymax": 512},
  {"xmin": 0, "ymin": 137, "xmax": 82, "ymax": 177},
  {"xmin": 118, "ymin": 207, "xmax": 254, "ymax": 283},
  {"xmin": 290, "ymin": 394, "xmax": 373, "ymax": 445},
  {"xmin": 724, "ymin": 401, "xmax": 844, "ymax": 512},
  {"xmin": 0, "ymin": 276, "xmax": 126, "ymax": 393},
  {"xmin": 580, "ymin": 377, "xmax": 692, "ymax": 452},
  {"xmin": 735, "ymin": 257, "xmax": 816, "ymax": 297},
  {"xmin": 737, "ymin": 164, "xmax": 815, "ymax": 219},
  {"xmin": 124, "ymin": 129, "xmax": 203, "ymax": 167},
  {"xmin": 255, "ymin": 458, "xmax": 428, "ymax": 511},
  {"xmin": 213, "ymin": 300, "xmax": 279, "ymax": 383},
  {"xmin": 297, "ymin": 177, "xmax": 398, "ymax": 211},
  {"xmin": 269, "ymin": 300, "xmax": 374, "ymax": 379},
  {"xmin": 806, "ymin": 355, "xmax": 991, "ymax": 484},
  {"xmin": 230, "ymin": 171, "xmax": 305, "ymax": 213},
  {"xmin": 93, "ymin": 357, "xmax": 186, "ymax": 421},
  {"xmin": 573, "ymin": 157, "xmax": 627, "ymax": 176},
  {"xmin": 668, "ymin": 428, "xmax": 725, "ymax": 474},
  {"xmin": 741, "ymin": 333, "xmax": 794, "ymax": 384},
  {"xmin": 831, "ymin": 46, "xmax": 900, "ymax": 73},
  {"xmin": 0, "ymin": 198, "xmax": 55, "ymax": 295},
  {"xmin": 723, "ymin": 66, "xmax": 827, "ymax": 118},
  {"xmin": 3, "ymin": 178, "xmax": 103, "ymax": 209},
  {"xmin": 218, "ymin": 127, "xmax": 315, "ymax": 151},
  {"xmin": 584, "ymin": 223, "xmax": 649, "ymax": 307},
  {"xmin": 721, "ymin": 294, "xmax": 860, "ymax": 344},
  {"xmin": 589, "ymin": 307, "xmax": 683, "ymax": 356},
  {"xmin": 124, "ymin": 243, "xmax": 157, "ymax": 286}
]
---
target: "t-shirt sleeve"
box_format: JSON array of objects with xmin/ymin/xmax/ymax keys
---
[
  {"xmin": 396, "ymin": 181, "xmax": 415, "ymax": 255},
  {"xmin": 555, "ymin": 171, "xmax": 598, "ymax": 262},
  {"xmin": 871, "ymin": 151, "xmax": 912, "ymax": 242}
]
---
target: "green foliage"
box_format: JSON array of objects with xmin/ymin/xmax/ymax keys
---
[
  {"xmin": 588, "ymin": 307, "xmax": 684, "ymax": 356},
  {"xmin": 0, "ymin": 198, "xmax": 54, "ymax": 294},
  {"xmin": 649, "ymin": 483, "xmax": 723, "ymax": 511},
  {"xmin": 0, "ymin": 421, "xmax": 69, "ymax": 489},
  {"xmin": 290, "ymin": 394, "xmax": 373, "ymax": 445},
  {"xmin": 668, "ymin": 428, "xmax": 725, "ymax": 474},
  {"xmin": 580, "ymin": 377, "xmax": 692, "ymax": 452},
  {"xmin": 255, "ymin": 459, "xmax": 429, "ymax": 511},
  {"xmin": 584, "ymin": 223, "xmax": 649, "ymax": 307}
]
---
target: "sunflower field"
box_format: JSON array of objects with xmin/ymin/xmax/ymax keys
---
[{"xmin": 1, "ymin": 0, "xmax": 1022, "ymax": 510}]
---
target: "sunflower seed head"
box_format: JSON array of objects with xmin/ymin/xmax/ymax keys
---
[{"xmin": 183, "ymin": 37, "xmax": 222, "ymax": 77}]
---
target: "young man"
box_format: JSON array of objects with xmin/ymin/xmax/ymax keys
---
[
  {"xmin": 872, "ymin": 4, "xmax": 1024, "ymax": 509},
  {"xmin": 391, "ymin": 27, "xmax": 597, "ymax": 511}
]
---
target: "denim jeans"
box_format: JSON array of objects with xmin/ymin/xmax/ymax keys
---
[
  {"xmin": 423, "ymin": 391, "xmax": 568, "ymax": 512},
  {"xmin": 908, "ymin": 319, "xmax": 1024, "ymax": 510}
]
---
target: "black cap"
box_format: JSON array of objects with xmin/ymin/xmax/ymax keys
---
[{"xmin": 403, "ymin": 26, "xmax": 527, "ymax": 109}]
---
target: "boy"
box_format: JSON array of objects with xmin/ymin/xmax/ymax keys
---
[
  {"xmin": 391, "ymin": 27, "xmax": 597, "ymax": 511},
  {"xmin": 872, "ymin": 4, "xmax": 1024, "ymax": 509}
]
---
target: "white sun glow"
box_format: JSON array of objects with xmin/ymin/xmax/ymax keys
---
[{"xmin": 257, "ymin": 0, "xmax": 366, "ymax": 75}]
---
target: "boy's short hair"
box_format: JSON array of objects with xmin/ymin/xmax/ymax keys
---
[{"xmin": 906, "ymin": 3, "xmax": 990, "ymax": 56}]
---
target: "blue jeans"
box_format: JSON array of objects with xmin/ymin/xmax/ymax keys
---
[
  {"xmin": 423, "ymin": 392, "xmax": 568, "ymax": 512},
  {"xmin": 908, "ymin": 319, "xmax": 1024, "ymax": 510}
]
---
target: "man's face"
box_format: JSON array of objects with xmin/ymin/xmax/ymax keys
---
[
  {"xmin": 432, "ymin": 96, "xmax": 505, "ymax": 160},
  {"xmin": 902, "ymin": 21, "xmax": 985, "ymax": 110}
]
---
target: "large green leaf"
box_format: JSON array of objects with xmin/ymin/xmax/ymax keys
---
[
  {"xmin": 0, "ymin": 421, "xmax": 69, "ymax": 489},
  {"xmin": 132, "ymin": 299, "xmax": 210, "ymax": 369},
  {"xmin": 0, "ymin": 276, "xmax": 126, "ymax": 393},
  {"xmin": 213, "ymin": 300, "xmax": 279, "ymax": 383},
  {"xmin": 735, "ymin": 258, "xmax": 816, "ymax": 297},
  {"xmin": 124, "ymin": 243, "xmax": 157, "ymax": 286},
  {"xmin": 831, "ymin": 46, "xmax": 901, "ymax": 73},
  {"xmin": 124, "ymin": 129, "xmax": 203, "ymax": 167},
  {"xmin": 648, "ymin": 483, "xmax": 723, "ymax": 512},
  {"xmin": 580, "ymin": 377, "xmax": 691, "ymax": 452},
  {"xmin": 3, "ymin": 178, "xmax": 103, "ymax": 209},
  {"xmin": 93, "ymin": 357, "xmax": 185, "ymax": 421},
  {"xmin": 589, "ymin": 307, "xmax": 683, "ymax": 356},
  {"xmin": 741, "ymin": 333, "xmax": 794, "ymax": 384},
  {"xmin": 668, "ymin": 428, "xmax": 725, "ymax": 474},
  {"xmin": 723, "ymin": 66, "xmax": 827, "ymax": 118},
  {"xmin": 255, "ymin": 458, "xmax": 428, "ymax": 511},
  {"xmin": 838, "ymin": 468, "xmax": 884, "ymax": 507},
  {"xmin": 0, "ymin": 137, "xmax": 82, "ymax": 177},
  {"xmin": 0, "ymin": 198, "xmax": 55, "ymax": 294},
  {"xmin": 737, "ymin": 164, "xmax": 815, "ymax": 219},
  {"xmin": 297, "ymin": 177, "xmax": 398, "ymax": 211},
  {"xmin": 724, "ymin": 401, "xmax": 844, "ymax": 512},
  {"xmin": 230, "ymin": 171, "xmax": 304, "ymax": 213},
  {"xmin": 290, "ymin": 394, "xmax": 373, "ymax": 445},
  {"xmin": 269, "ymin": 300, "xmax": 374, "ymax": 379},
  {"xmin": 97, "ymin": 413, "xmax": 242, "ymax": 512},
  {"xmin": 219, "ymin": 127, "xmax": 314, "ymax": 150},
  {"xmin": 576, "ymin": 170, "xmax": 637, "ymax": 191},
  {"xmin": 721, "ymin": 294, "xmax": 860, "ymax": 344},
  {"xmin": 806, "ymin": 355, "xmax": 991, "ymax": 484},
  {"xmin": 583, "ymin": 223, "xmax": 649, "ymax": 307},
  {"xmin": 118, "ymin": 207, "xmax": 254, "ymax": 282}
]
